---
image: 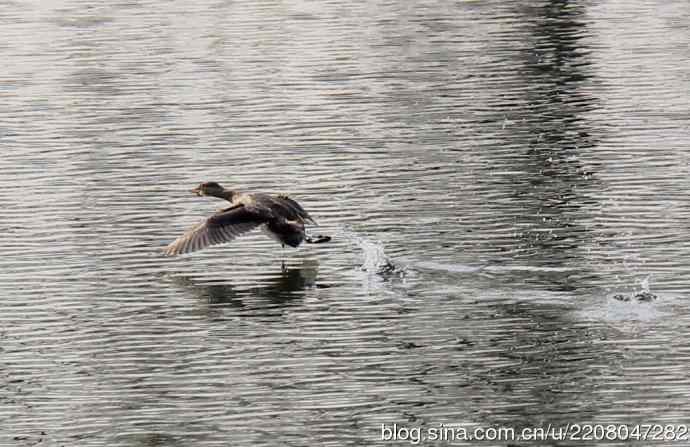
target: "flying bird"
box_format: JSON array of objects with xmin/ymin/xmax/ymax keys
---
[{"xmin": 165, "ymin": 182, "xmax": 330, "ymax": 256}]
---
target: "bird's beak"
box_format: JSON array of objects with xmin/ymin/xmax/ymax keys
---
[{"xmin": 191, "ymin": 187, "xmax": 202, "ymax": 196}]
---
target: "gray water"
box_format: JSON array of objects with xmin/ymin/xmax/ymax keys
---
[{"xmin": 2, "ymin": 1, "xmax": 690, "ymax": 446}]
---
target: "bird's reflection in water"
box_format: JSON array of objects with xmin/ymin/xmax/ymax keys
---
[
  {"xmin": 126, "ymin": 432, "xmax": 182, "ymax": 447},
  {"xmin": 170, "ymin": 259, "xmax": 321, "ymax": 309}
]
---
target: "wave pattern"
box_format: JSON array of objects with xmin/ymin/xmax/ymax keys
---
[{"xmin": 2, "ymin": 0, "xmax": 690, "ymax": 445}]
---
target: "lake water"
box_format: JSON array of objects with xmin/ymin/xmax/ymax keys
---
[{"xmin": 2, "ymin": 1, "xmax": 690, "ymax": 446}]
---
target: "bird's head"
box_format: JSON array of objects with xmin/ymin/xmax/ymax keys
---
[{"xmin": 191, "ymin": 181, "xmax": 225, "ymax": 198}]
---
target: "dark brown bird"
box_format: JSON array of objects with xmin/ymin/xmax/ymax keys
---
[{"xmin": 164, "ymin": 182, "xmax": 330, "ymax": 256}]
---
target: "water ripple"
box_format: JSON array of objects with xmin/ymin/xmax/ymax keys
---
[{"xmin": 2, "ymin": 0, "xmax": 690, "ymax": 445}]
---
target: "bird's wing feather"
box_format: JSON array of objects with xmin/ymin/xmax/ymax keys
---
[
  {"xmin": 274, "ymin": 194, "xmax": 316, "ymax": 224},
  {"xmin": 164, "ymin": 205, "xmax": 268, "ymax": 256}
]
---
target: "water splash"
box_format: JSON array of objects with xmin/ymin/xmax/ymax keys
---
[
  {"xmin": 637, "ymin": 275, "xmax": 651, "ymax": 295},
  {"xmin": 612, "ymin": 275, "xmax": 657, "ymax": 303},
  {"xmin": 339, "ymin": 228, "xmax": 404, "ymax": 279}
]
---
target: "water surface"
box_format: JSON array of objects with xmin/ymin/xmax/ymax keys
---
[{"xmin": 2, "ymin": 1, "xmax": 690, "ymax": 446}]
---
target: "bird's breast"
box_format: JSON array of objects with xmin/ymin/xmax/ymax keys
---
[{"xmin": 235, "ymin": 193, "xmax": 255, "ymax": 206}]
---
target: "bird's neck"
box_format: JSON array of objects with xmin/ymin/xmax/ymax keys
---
[{"xmin": 215, "ymin": 189, "xmax": 237, "ymax": 202}]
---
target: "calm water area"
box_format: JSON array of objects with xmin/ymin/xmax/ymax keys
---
[{"xmin": 1, "ymin": 1, "xmax": 690, "ymax": 446}]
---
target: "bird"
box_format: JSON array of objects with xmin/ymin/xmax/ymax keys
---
[{"xmin": 164, "ymin": 182, "xmax": 331, "ymax": 256}]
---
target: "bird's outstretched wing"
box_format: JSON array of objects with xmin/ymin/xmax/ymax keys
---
[{"xmin": 164, "ymin": 205, "xmax": 268, "ymax": 256}]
